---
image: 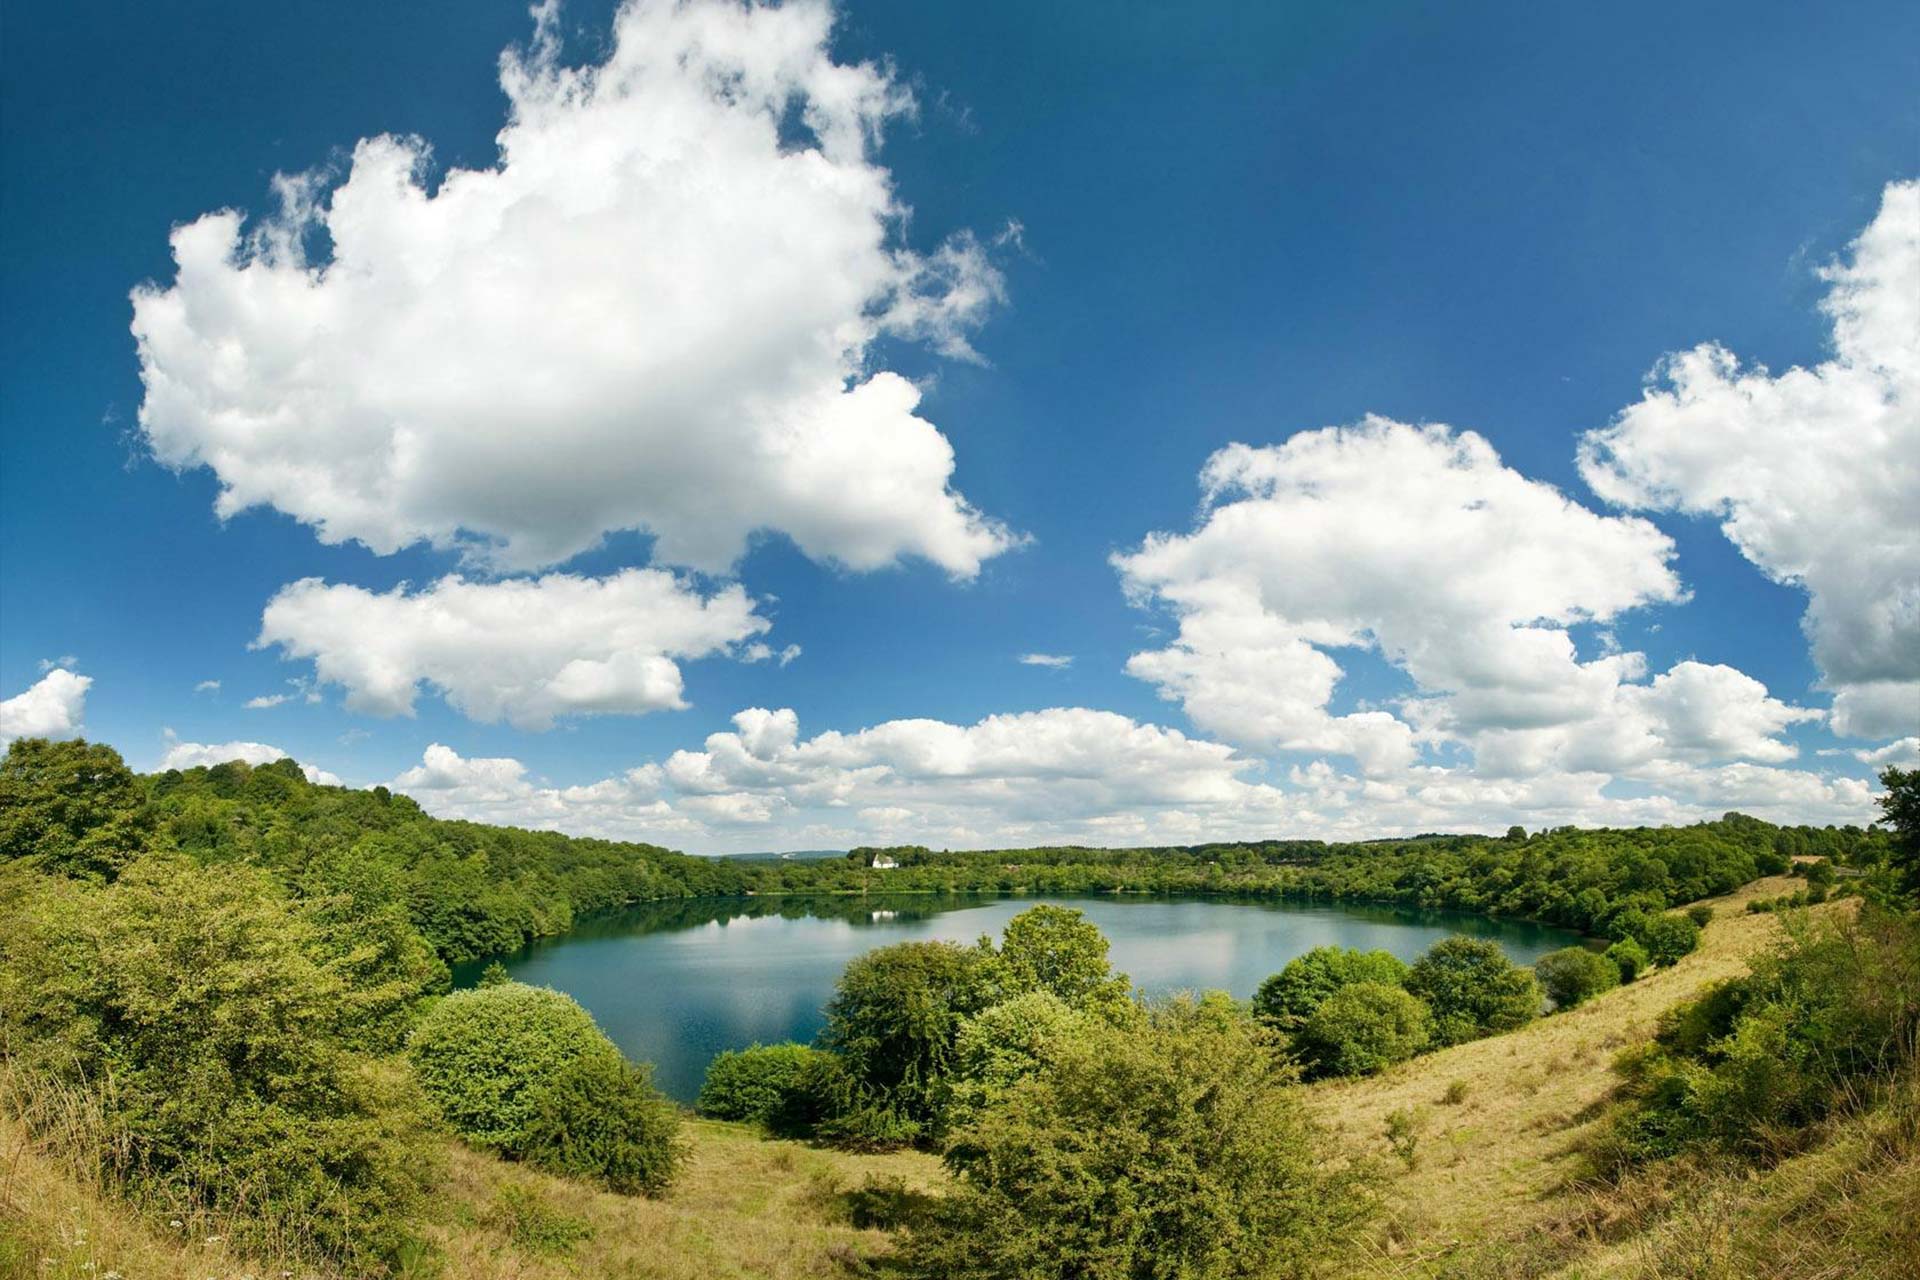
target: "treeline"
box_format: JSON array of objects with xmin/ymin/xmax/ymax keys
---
[{"xmin": 761, "ymin": 817, "xmax": 1891, "ymax": 939}]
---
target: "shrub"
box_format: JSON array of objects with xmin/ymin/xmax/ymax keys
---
[
  {"xmin": 408, "ymin": 981, "xmax": 681, "ymax": 1194},
  {"xmin": 816, "ymin": 940, "xmax": 1005, "ymax": 1135},
  {"xmin": 698, "ymin": 1042, "xmax": 837, "ymax": 1128},
  {"xmin": 522, "ymin": 1049, "xmax": 685, "ymax": 1195},
  {"xmin": 1605, "ymin": 936, "xmax": 1650, "ymax": 983},
  {"xmin": 1686, "ymin": 904, "xmax": 1715, "ymax": 928},
  {"xmin": 486, "ymin": 1185, "xmax": 594, "ymax": 1256},
  {"xmin": 1294, "ymin": 981, "xmax": 1432, "ymax": 1078},
  {"xmin": 1534, "ymin": 946, "xmax": 1619, "ymax": 1010},
  {"xmin": 1253, "ymin": 946, "xmax": 1411, "ymax": 1029},
  {"xmin": 0, "ymin": 738, "xmax": 152, "ymax": 878},
  {"xmin": 948, "ymin": 990, "xmax": 1098, "ymax": 1124},
  {"xmin": 0, "ymin": 855, "xmax": 436, "ymax": 1269},
  {"xmin": 997, "ymin": 905, "xmax": 1133, "ymax": 1018},
  {"xmin": 1641, "ymin": 914, "xmax": 1703, "ymax": 967},
  {"xmin": 900, "ymin": 997, "xmax": 1372, "ymax": 1279},
  {"xmin": 1405, "ymin": 937, "xmax": 1540, "ymax": 1046}
]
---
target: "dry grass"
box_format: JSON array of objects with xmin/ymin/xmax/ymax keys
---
[
  {"xmin": 1306, "ymin": 877, "xmax": 1870, "ymax": 1278},
  {"xmin": 0, "ymin": 1110, "xmax": 941, "ymax": 1280}
]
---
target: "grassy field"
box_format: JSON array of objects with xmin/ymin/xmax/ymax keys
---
[{"xmin": 5, "ymin": 875, "xmax": 1910, "ymax": 1280}]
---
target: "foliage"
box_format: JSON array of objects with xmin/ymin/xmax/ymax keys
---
[
  {"xmin": 947, "ymin": 990, "xmax": 1100, "ymax": 1124},
  {"xmin": 407, "ymin": 982, "xmax": 681, "ymax": 1193},
  {"xmin": 486, "ymin": 1185, "xmax": 595, "ymax": 1256},
  {"xmin": 815, "ymin": 939, "xmax": 1006, "ymax": 1138},
  {"xmin": 1686, "ymin": 903, "xmax": 1715, "ymax": 927},
  {"xmin": 1877, "ymin": 767, "xmax": 1919, "ymax": 902},
  {"xmin": 0, "ymin": 738, "xmax": 152, "ymax": 878},
  {"xmin": 1535, "ymin": 946, "xmax": 1620, "ymax": 1010},
  {"xmin": 521, "ymin": 1048, "xmax": 685, "ymax": 1195},
  {"xmin": 1640, "ymin": 912, "xmax": 1703, "ymax": 966},
  {"xmin": 697, "ymin": 1042, "xmax": 837, "ymax": 1128},
  {"xmin": 1595, "ymin": 905, "xmax": 1920, "ymax": 1170},
  {"xmin": 1405, "ymin": 936, "xmax": 1540, "ymax": 1046},
  {"xmin": 1294, "ymin": 981, "xmax": 1432, "ymax": 1078},
  {"xmin": 1606, "ymin": 936, "xmax": 1650, "ymax": 982},
  {"xmin": 1252, "ymin": 946, "xmax": 1411, "ymax": 1030},
  {"xmin": 997, "ymin": 904, "xmax": 1134, "ymax": 1018},
  {"xmin": 0, "ymin": 854, "xmax": 437, "ymax": 1269},
  {"xmin": 899, "ymin": 995, "xmax": 1372, "ymax": 1280},
  {"xmin": 1383, "ymin": 1107, "xmax": 1424, "ymax": 1171}
]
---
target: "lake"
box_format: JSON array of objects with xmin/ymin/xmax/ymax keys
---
[{"xmin": 452, "ymin": 893, "xmax": 1580, "ymax": 1102}]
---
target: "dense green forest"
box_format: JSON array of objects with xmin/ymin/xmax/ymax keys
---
[{"xmin": 1, "ymin": 736, "xmax": 1913, "ymax": 1278}]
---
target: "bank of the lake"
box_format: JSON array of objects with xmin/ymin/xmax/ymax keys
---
[{"xmin": 451, "ymin": 891, "xmax": 1582, "ymax": 1101}]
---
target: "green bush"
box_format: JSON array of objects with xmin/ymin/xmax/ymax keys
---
[
  {"xmin": 1640, "ymin": 913, "xmax": 1702, "ymax": 967},
  {"xmin": 407, "ymin": 981, "xmax": 681, "ymax": 1194},
  {"xmin": 1405, "ymin": 937, "xmax": 1540, "ymax": 1046},
  {"xmin": 1534, "ymin": 946, "xmax": 1620, "ymax": 1010},
  {"xmin": 1293, "ymin": 981, "xmax": 1432, "ymax": 1078},
  {"xmin": 1253, "ymin": 946, "xmax": 1411, "ymax": 1029},
  {"xmin": 997, "ymin": 905, "xmax": 1134, "ymax": 1018},
  {"xmin": 900, "ymin": 996, "xmax": 1371, "ymax": 1279},
  {"xmin": 1605, "ymin": 936, "xmax": 1650, "ymax": 983},
  {"xmin": 948, "ymin": 990, "xmax": 1098, "ymax": 1124},
  {"xmin": 1686, "ymin": 904, "xmax": 1715, "ymax": 928},
  {"xmin": 0, "ymin": 855, "xmax": 437, "ymax": 1269},
  {"xmin": 697, "ymin": 1042, "xmax": 837, "ymax": 1128}
]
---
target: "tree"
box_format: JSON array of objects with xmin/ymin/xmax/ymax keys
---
[
  {"xmin": 1640, "ymin": 914, "xmax": 1702, "ymax": 967},
  {"xmin": 901, "ymin": 997, "xmax": 1371, "ymax": 1280},
  {"xmin": 0, "ymin": 737, "xmax": 150, "ymax": 878},
  {"xmin": 1606, "ymin": 936, "xmax": 1650, "ymax": 983},
  {"xmin": 947, "ymin": 990, "xmax": 1098, "ymax": 1125},
  {"xmin": 522, "ymin": 1050, "xmax": 685, "ymax": 1195},
  {"xmin": 1405, "ymin": 937, "xmax": 1540, "ymax": 1046},
  {"xmin": 698, "ymin": 1042, "xmax": 837, "ymax": 1127},
  {"xmin": 1879, "ymin": 768, "xmax": 1920, "ymax": 900},
  {"xmin": 1534, "ymin": 946, "xmax": 1620, "ymax": 1010},
  {"xmin": 997, "ymin": 905, "xmax": 1133, "ymax": 1017},
  {"xmin": 816, "ymin": 939, "xmax": 1005, "ymax": 1135},
  {"xmin": 1253, "ymin": 946, "xmax": 1411, "ymax": 1030},
  {"xmin": 1294, "ymin": 982, "xmax": 1432, "ymax": 1078}
]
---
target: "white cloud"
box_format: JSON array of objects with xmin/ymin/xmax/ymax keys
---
[
  {"xmin": 194, "ymin": 679, "xmax": 221, "ymax": 694},
  {"xmin": 257, "ymin": 568, "xmax": 770, "ymax": 729},
  {"xmin": 131, "ymin": 0, "xmax": 1018, "ymax": 577},
  {"xmin": 1018, "ymin": 653, "xmax": 1073, "ymax": 668},
  {"xmin": 158, "ymin": 736, "xmax": 344, "ymax": 786},
  {"xmin": 37, "ymin": 655, "xmax": 77, "ymax": 672},
  {"xmin": 1115, "ymin": 419, "xmax": 1691, "ymax": 775},
  {"xmin": 1855, "ymin": 736, "xmax": 1920, "ymax": 769},
  {"xmin": 245, "ymin": 693, "xmax": 291, "ymax": 709},
  {"xmin": 1579, "ymin": 180, "xmax": 1920, "ymax": 740},
  {"xmin": 0, "ymin": 669, "xmax": 91, "ymax": 747}
]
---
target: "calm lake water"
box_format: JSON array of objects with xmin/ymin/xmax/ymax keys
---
[{"xmin": 452, "ymin": 893, "xmax": 1579, "ymax": 1102}]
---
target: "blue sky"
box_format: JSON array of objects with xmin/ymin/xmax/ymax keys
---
[{"xmin": 2, "ymin": 0, "xmax": 1915, "ymax": 852}]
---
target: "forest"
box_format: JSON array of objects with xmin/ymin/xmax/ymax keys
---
[{"xmin": 0, "ymin": 735, "xmax": 1914, "ymax": 1278}]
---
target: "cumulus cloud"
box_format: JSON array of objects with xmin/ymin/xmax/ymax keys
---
[
  {"xmin": 0, "ymin": 669, "xmax": 91, "ymax": 747},
  {"xmin": 194, "ymin": 679, "xmax": 221, "ymax": 694},
  {"xmin": 257, "ymin": 568, "xmax": 770, "ymax": 729},
  {"xmin": 130, "ymin": 0, "xmax": 1017, "ymax": 578},
  {"xmin": 1854, "ymin": 736, "xmax": 1920, "ymax": 769},
  {"xmin": 158, "ymin": 736, "xmax": 344, "ymax": 786},
  {"xmin": 1018, "ymin": 653, "xmax": 1073, "ymax": 668},
  {"xmin": 1579, "ymin": 180, "xmax": 1920, "ymax": 740},
  {"xmin": 1115, "ymin": 419, "xmax": 1695, "ymax": 775},
  {"xmin": 245, "ymin": 693, "xmax": 291, "ymax": 710},
  {"xmin": 385, "ymin": 702, "xmax": 1875, "ymax": 855}
]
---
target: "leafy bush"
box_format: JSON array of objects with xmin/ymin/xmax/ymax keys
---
[
  {"xmin": 1605, "ymin": 936, "xmax": 1650, "ymax": 983},
  {"xmin": 1686, "ymin": 904, "xmax": 1715, "ymax": 928},
  {"xmin": 1294, "ymin": 981, "xmax": 1432, "ymax": 1078},
  {"xmin": 997, "ymin": 905, "xmax": 1134, "ymax": 1017},
  {"xmin": 900, "ymin": 996, "xmax": 1371, "ymax": 1279},
  {"xmin": 948, "ymin": 990, "xmax": 1098, "ymax": 1124},
  {"xmin": 486, "ymin": 1185, "xmax": 594, "ymax": 1256},
  {"xmin": 1253, "ymin": 946, "xmax": 1410, "ymax": 1029},
  {"xmin": 1534, "ymin": 946, "xmax": 1619, "ymax": 1010},
  {"xmin": 1404, "ymin": 937, "xmax": 1540, "ymax": 1046},
  {"xmin": 698, "ymin": 1042, "xmax": 837, "ymax": 1127},
  {"xmin": 0, "ymin": 854, "xmax": 437, "ymax": 1269},
  {"xmin": 407, "ymin": 981, "xmax": 681, "ymax": 1194},
  {"xmin": 816, "ymin": 940, "xmax": 1005, "ymax": 1136},
  {"xmin": 0, "ymin": 738, "xmax": 152, "ymax": 878},
  {"xmin": 1640, "ymin": 913, "xmax": 1702, "ymax": 967}
]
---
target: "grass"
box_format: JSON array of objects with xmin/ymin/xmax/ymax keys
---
[{"xmin": 4, "ymin": 874, "xmax": 1902, "ymax": 1280}]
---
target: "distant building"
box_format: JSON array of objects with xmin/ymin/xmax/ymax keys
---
[{"xmin": 871, "ymin": 854, "xmax": 899, "ymax": 869}]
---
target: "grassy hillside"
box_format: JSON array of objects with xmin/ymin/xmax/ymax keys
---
[{"xmin": 7, "ymin": 874, "xmax": 1909, "ymax": 1280}]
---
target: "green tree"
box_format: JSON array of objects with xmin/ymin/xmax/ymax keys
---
[
  {"xmin": 1293, "ymin": 981, "xmax": 1432, "ymax": 1078},
  {"xmin": 1605, "ymin": 936, "xmax": 1650, "ymax": 983},
  {"xmin": 947, "ymin": 990, "xmax": 1098, "ymax": 1124},
  {"xmin": 522, "ymin": 1050, "xmax": 685, "ymax": 1195},
  {"xmin": 901, "ymin": 996, "xmax": 1371, "ymax": 1280},
  {"xmin": 698, "ymin": 1042, "xmax": 837, "ymax": 1127},
  {"xmin": 0, "ymin": 738, "xmax": 150, "ymax": 878},
  {"xmin": 816, "ymin": 939, "xmax": 1005, "ymax": 1135},
  {"xmin": 1879, "ymin": 767, "xmax": 1920, "ymax": 900},
  {"xmin": 1253, "ymin": 946, "xmax": 1411, "ymax": 1030},
  {"xmin": 1405, "ymin": 937, "xmax": 1540, "ymax": 1046},
  {"xmin": 997, "ymin": 904, "xmax": 1133, "ymax": 1017},
  {"xmin": 1534, "ymin": 946, "xmax": 1620, "ymax": 1010},
  {"xmin": 0, "ymin": 854, "xmax": 436, "ymax": 1268},
  {"xmin": 1640, "ymin": 914, "xmax": 1702, "ymax": 967}
]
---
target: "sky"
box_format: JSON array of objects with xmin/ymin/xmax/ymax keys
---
[{"xmin": 2, "ymin": 0, "xmax": 1916, "ymax": 853}]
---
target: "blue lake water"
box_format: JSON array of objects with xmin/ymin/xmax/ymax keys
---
[{"xmin": 452, "ymin": 893, "xmax": 1579, "ymax": 1102}]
